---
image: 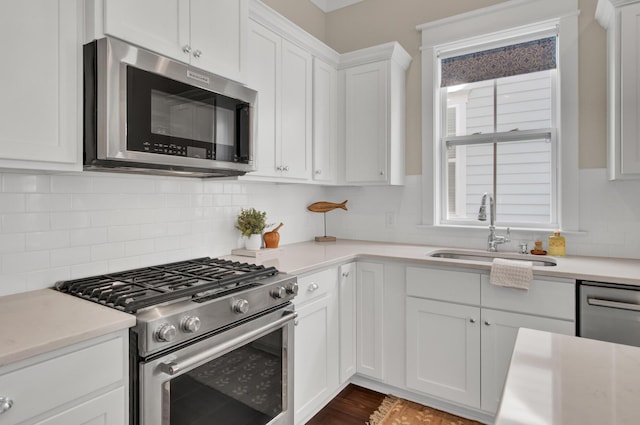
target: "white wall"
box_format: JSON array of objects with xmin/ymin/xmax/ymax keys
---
[
  {"xmin": 0, "ymin": 172, "xmax": 325, "ymax": 296},
  {"xmin": 325, "ymin": 170, "xmax": 640, "ymax": 260}
]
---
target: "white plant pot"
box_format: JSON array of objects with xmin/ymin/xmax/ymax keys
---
[{"xmin": 245, "ymin": 234, "xmax": 262, "ymax": 250}]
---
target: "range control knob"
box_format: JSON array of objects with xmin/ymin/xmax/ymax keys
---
[
  {"xmin": 286, "ymin": 282, "xmax": 299, "ymax": 296},
  {"xmin": 181, "ymin": 316, "xmax": 201, "ymax": 333},
  {"xmin": 270, "ymin": 286, "xmax": 286, "ymax": 299},
  {"xmin": 232, "ymin": 299, "xmax": 250, "ymax": 314},
  {"xmin": 155, "ymin": 323, "xmax": 177, "ymax": 342}
]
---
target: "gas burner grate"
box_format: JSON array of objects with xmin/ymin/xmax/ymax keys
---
[{"xmin": 55, "ymin": 257, "xmax": 278, "ymax": 313}]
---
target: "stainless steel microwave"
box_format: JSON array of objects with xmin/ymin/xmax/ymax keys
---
[{"xmin": 83, "ymin": 37, "xmax": 257, "ymax": 177}]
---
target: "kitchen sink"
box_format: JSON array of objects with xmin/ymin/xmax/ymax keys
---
[{"xmin": 429, "ymin": 249, "xmax": 557, "ymax": 267}]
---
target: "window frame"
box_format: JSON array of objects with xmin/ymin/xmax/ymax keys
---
[{"xmin": 417, "ymin": 0, "xmax": 580, "ymax": 232}]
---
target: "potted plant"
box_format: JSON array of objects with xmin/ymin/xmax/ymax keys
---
[{"xmin": 235, "ymin": 208, "xmax": 267, "ymax": 250}]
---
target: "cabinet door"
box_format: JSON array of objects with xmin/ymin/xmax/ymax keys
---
[
  {"xmin": 480, "ymin": 309, "xmax": 574, "ymax": 413},
  {"xmin": 34, "ymin": 387, "xmax": 125, "ymax": 425},
  {"xmin": 620, "ymin": 3, "xmax": 640, "ymax": 175},
  {"xmin": 339, "ymin": 262, "xmax": 357, "ymax": 383},
  {"xmin": 189, "ymin": 0, "xmax": 246, "ymax": 82},
  {"xmin": 356, "ymin": 262, "xmax": 384, "ymax": 380},
  {"xmin": 247, "ymin": 21, "xmax": 280, "ymax": 177},
  {"xmin": 406, "ymin": 297, "xmax": 481, "ymax": 408},
  {"xmin": 104, "ymin": 0, "xmax": 190, "ymax": 62},
  {"xmin": 0, "ymin": 0, "xmax": 81, "ymax": 171},
  {"xmin": 280, "ymin": 40, "xmax": 313, "ymax": 180},
  {"xmin": 294, "ymin": 292, "xmax": 339, "ymax": 424},
  {"xmin": 313, "ymin": 58, "xmax": 338, "ymax": 183},
  {"xmin": 344, "ymin": 62, "xmax": 388, "ymax": 184}
]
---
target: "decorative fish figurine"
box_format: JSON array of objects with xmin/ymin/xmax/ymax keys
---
[{"xmin": 307, "ymin": 200, "xmax": 348, "ymax": 213}]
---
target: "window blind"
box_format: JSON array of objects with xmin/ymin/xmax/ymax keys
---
[{"xmin": 440, "ymin": 36, "xmax": 557, "ymax": 87}]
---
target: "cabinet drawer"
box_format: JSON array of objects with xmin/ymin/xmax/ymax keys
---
[
  {"xmin": 296, "ymin": 268, "xmax": 337, "ymax": 305},
  {"xmin": 0, "ymin": 335, "xmax": 125, "ymax": 424},
  {"xmin": 407, "ymin": 267, "xmax": 480, "ymax": 305},
  {"xmin": 481, "ymin": 275, "xmax": 575, "ymax": 320}
]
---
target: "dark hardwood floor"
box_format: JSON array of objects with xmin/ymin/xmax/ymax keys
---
[
  {"xmin": 305, "ymin": 384, "xmax": 487, "ymax": 425},
  {"xmin": 305, "ymin": 384, "xmax": 386, "ymax": 425}
]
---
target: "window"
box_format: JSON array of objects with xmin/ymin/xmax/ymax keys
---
[
  {"xmin": 417, "ymin": 1, "xmax": 579, "ymax": 231},
  {"xmin": 440, "ymin": 36, "xmax": 558, "ymax": 228}
]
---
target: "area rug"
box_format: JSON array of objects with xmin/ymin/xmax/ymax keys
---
[{"xmin": 368, "ymin": 395, "xmax": 485, "ymax": 425}]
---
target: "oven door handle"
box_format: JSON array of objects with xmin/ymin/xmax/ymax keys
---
[
  {"xmin": 587, "ymin": 297, "xmax": 640, "ymax": 312},
  {"xmin": 158, "ymin": 310, "xmax": 297, "ymax": 376}
]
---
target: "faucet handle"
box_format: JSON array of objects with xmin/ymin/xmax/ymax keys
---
[{"xmin": 505, "ymin": 228, "xmax": 511, "ymax": 242}]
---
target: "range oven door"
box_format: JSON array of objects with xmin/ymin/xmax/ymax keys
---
[{"xmin": 140, "ymin": 306, "xmax": 296, "ymax": 425}]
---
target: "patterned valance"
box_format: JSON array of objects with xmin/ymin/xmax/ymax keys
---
[{"xmin": 441, "ymin": 36, "xmax": 557, "ymax": 87}]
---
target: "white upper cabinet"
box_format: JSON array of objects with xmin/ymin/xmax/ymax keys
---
[
  {"xmin": 339, "ymin": 43, "xmax": 411, "ymax": 185},
  {"xmin": 245, "ymin": 21, "xmax": 312, "ymax": 181},
  {"xmin": 313, "ymin": 58, "xmax": 338, "ymax": 184},
  {"xmin": 597, "ymin": 0, "xmax": 640, "ymax": 179},
  {"xmin": 243, "ymin": 0, "xmax": 340, "ymax": 183},
  {"xmin": 0, "ymin": 0, "xmax": 82, "ymax": 172},
  {"xmin": 101, "ymin": 0, "xmax": 247, "ymax": 83}
]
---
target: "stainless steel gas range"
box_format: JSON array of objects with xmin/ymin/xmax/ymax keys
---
[{"xmin": 56, "ymin": 257, "xmax": 298, "ymax": 425}]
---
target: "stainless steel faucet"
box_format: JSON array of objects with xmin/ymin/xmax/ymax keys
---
[{"xmin": 478, "ymin": 192, "xmax": 510, "ymax": 252}]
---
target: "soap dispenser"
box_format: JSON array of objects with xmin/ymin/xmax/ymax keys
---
[{"xmin": 548, "ymin": 231, "xmax": 566, "ymax": 256}]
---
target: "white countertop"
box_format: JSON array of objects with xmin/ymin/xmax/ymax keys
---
[
  {"xmin": 496, "ymin": 328, "xmax": 640, "ymax": 425},
  {"xmin": 0, "ymin": 289, "xmax": 135, "ymax": 367},
  {"xmin": 1, "ymin": 238, "xmax": 639, "ymax": 368},
  {"xmin": 226, "ymin": 239, "xmax": 640, "ymax": 286}
]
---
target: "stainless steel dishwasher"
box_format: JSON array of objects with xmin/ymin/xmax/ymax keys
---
[{"xmin": 579, "ymin": 280, "xmax": 640, "ymax": 347}]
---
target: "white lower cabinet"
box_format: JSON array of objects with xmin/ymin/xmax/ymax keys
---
[
  {"xmin": 339, "ymin": 262, "xmax": 357, "ymax": 383},
  {"xmin": 480, "ymin": 309, "xmax": 574, "ymax": 412},
  {"xmin": 0, "ymin": 331, "xmax": 128, "ymax": 425},
  {"xmin": 405, "ymin": 266, "xmax": 575, "ymax": 414},
  {"xmin": 33, "ymin": 387, "xmax": 125, "ymax": 425},
  {"xmin": 406, "ymin": 297, "xmax": 481, "ymax": 408},
  {"xmin": 294, "ymin": 268, "xmax": 339, "ymax": 425},
  {"xmin": 356, "ymin": 262, "xmax": 384, "ymax": 380}
]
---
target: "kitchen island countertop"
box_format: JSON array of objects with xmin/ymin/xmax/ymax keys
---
[
  {"xmin": 225, "ymin": 239, "xmax": 640, "ymax": 286},
  {"xmin": 496, "ymin": 328, "xmax": 640, "ymax": 425}
]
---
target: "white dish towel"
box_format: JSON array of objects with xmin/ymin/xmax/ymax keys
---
[{"xmin": 489, "ymin": 258, "xmax": 533, "ymax": 290}]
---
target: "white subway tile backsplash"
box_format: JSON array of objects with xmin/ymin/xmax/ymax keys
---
[
  {"xmin": 69, "ymin": 228, "xmax": 108, "ymax": 246},
  {"xmin": 3, "ymin": 251, "xmax": 49, "ymax": 274},
  {"xmin": 3, "ymin": 174, "xmax": 50, "ymax": 193},
  {"xmin": 107, "ymin": 256, "xmax": 141, "ymax": 273},
  {"xmin": 26, "ymin": 231, "xmax": 70, "ymax": 251},
  {"xmin": 2, "ymin": 167, "xmax": 635, "ymax": 298},
  {"xmin": 124, "ymin": 239, "xmax": 155, "ymax": 257},
  {"xmin": 2, "ymin": 213, "xmax": 50, "ymax": 233},
  {"xmin": 108, "ymin": 224, "xmax": 141, "ymax": 242},
  {"xmin": 27, "ymin": 194, "xmax": 72, "ymax": 212},
  {"xmin": 50, "ymin": 246, "xmax": 91, "ymax": 267},
  {"xmin": 0, "ymin": 273, "xmax": 27, "ymax": 296},
  {"xmin": 50, "ymin": 175, "xmax": 93, "ymax": 193},
  {"xmin": 0, "ymin": 233, "xmax": 26, "ymax": 254},
  {"xmin": 91, "ymin": 242, "xmax": 126, "ymax": 261},
  {"xmin": 70, "ymin": 261, "xmax": 108, "ymax": 279},
  {"xmin": 51, "ymin": 211, "xmax": 92, "ymax": 229},
  {"xmin": 0, "ymin": 194, "xmax": 26, "ymax": 213},
  {"xmin": 27, "ymin": 266, "xmax": 71, "ymax": 291},
  {"xmin": 139, "ymin": 223, "xmax": 167, "ymax": 239}
]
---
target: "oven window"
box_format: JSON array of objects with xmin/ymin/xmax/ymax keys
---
[{"xmin": 167, "ymin": 328, "xmax": 284, "ymax": 425}]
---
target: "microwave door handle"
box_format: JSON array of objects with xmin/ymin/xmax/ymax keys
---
[
  {"xmin": 587, "ymin": 297, "xmax": 640, "ymax": 312},
  {"xmin": 158, "ymin": 311, "xmax": 297, "ymax": 376}
]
